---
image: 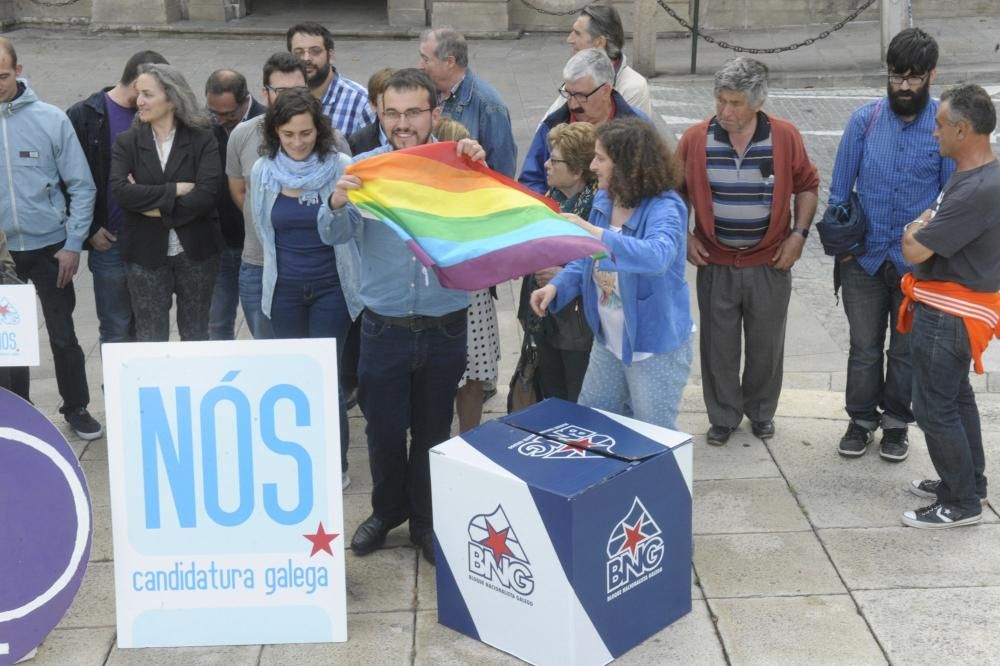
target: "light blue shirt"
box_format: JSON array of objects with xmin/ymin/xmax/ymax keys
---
[{"xmin": 318, "ymin": 144, "xmax": 469, "ymax": 317}]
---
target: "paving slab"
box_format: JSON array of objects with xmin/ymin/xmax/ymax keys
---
[
  {"xmin": 89, "ymin": 503, "xmax": 114, "ymax": 562},
  {"xmin": 693, "ymin": 478, "xmax": 810, "ymax": 535},
  {"xmin": 33, "ymin": 627, "xmax": 115, "ymax": 666},
  {"xmin": 105, "ymin": 643, "xmax": 261, "ymax": 665},
  {"xmin": 344, "ymin": 547, "xmax": 417, "ymax": 613},
  {"xmin": 259, "ymin": 611, "xmax": 413, "ymax": 665},
  {"xmin": 616, "ymin": 599, "xmax": 727, "ymax": 665},
  {"xmin": 854, "ymin": 587, "xmax": 1000, "ymax": 666},
  {"xmin": 694, "ymin": 532, "xmax": 846, "ymax": 598},
  {"xmin": 416, "ymin": 551, "xmax": 436, "ymax": 610},
  {"xmin": 58, "ymin": 561, "xmax": 116, "ymax": 629},
  {"xmin": 80, "ymin": 459, "xmax": 111, "ymax": 508},
  {"xmin": 710, "ymin": 595, "xmax": 886, "ymax": 666},
  {"xmin": 688, "ymin": 429, "xmax": 782, "ymax": 481},
  {"xmin": 819, "ymin": 524, "xmax": 1000, "ymax": 590},
  {"xmin": 414, "ymin": 609, "xmax": 523, "ymax": 666}
]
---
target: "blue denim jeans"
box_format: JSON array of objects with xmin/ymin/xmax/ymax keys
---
[
  {"xmin": 208, "ymin": 246, "xmax": 242, "ymax": 341},
  {"xmin": 270, "ymin": 277, "xmax": 352, "ymax": 470},
  {"xmin": 357, "ymin": 310, "xmax": 467, "ymax": 536},
  {"xmin": 87, "ymin": 238, "xmax": 135, "ymax": 344},
  {"xmin": 910, "ymin": 303, "xmax": 986, "ymax": 514},
  {"xmin": 578, "ymin": 335, "xmax": 693, "ymax": 431},
  {"xmin": 238, "ymin": 262, "xmax": 274, "ymax": 339},
  {"xmin": 840, "ymin": 259, "xmax": 913, "ymax": 430}
]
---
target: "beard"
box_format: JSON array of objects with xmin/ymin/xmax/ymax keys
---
[
  {"xmin": 307, "ymin": 60, "xmax": 331, "ymax": 89},
  {"xmin": 887, "ymin": 80, "xmax": 931, "ymax": 117},
  {"xmin": 389, "ymin": 125, "xmax": 433, "ymax": 150}
]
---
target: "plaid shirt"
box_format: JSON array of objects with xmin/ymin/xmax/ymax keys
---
[{"xmin": 319, "ymin": 69, "xmax": 375, "ymax": 137}]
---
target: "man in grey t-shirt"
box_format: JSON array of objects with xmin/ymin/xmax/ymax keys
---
[
  {"xmin": 226, "ymin": 52, "xmax": 349, "ymax": 339},
  {"xmin": 899, "ymin": 83, "xmax": 1000, "ymax": 529}
]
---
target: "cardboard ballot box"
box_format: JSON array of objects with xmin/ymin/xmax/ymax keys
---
[{"xmin": 430, "ymin": 399, "xmax": 693, "ymax": 666}]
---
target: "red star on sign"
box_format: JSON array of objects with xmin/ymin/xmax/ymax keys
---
[
  {"xmin": 304, "ymin": 522, "xmax": 339, "ymax": 557},
  {"xmin": 620, "ymin": 518, "xmax": 645, "ymax": 557},
  {"xmin": 0, "ymin": 304, "xmax": 8, "ymax": 315},
  {"xmin": 480, "ymin": 520, "xmax": 515, "ymax": 564},
  {"xmin": 557, "ymin": 437, "xmax": 592, "ymax": 454}
]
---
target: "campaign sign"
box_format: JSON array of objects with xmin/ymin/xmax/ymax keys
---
[
  {"xmin": 430, "ymin": 399, "xmax": 693, "ymax": 666},
  {"xmin": 102, "ymin": 340, "xmax": 346, "ymax": 648},
  {"xmin": 0, "ymin": 388, "xmax": 92, "ymax": 665},
  {"xmin": 0, "ymin": 285, "xmax": 41, "ymax": 367}
]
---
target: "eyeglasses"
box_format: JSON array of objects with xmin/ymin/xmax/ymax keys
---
[
  {"xmin": 888, "ymin": 73, "xmax": 929, "ymax": 87},
  {"xmin": 266, "ymin": 85, "xmax": 309, "ymax": 96},
  {"xmin": 382, "ymin": 107, "xmax": 432, "ymax": 122},
  {"xmin": 558, "ymin": 82, "xmax": 607, "ymax": 103},
  {"xmin": 549, "ymin": 158, "xmax": 569, "ymax": 165},
  {"xmin": 207, "ymin": 102, "xmax": 246, "ymax": 121},
  {"xmin": 293, "ymin": 47, "xmax": 326, "ymax": 58}
]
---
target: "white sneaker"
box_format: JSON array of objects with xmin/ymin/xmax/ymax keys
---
[{"xmin": 342, "ymin": 472, "xmax": 351, "ymax": 490}]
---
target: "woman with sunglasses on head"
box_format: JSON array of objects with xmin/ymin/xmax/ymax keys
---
[
  {"xmin": 530, "ymin": 117, "xmax": 692, "ymax": 429},
  {"xmin": 250, "ymin": 88, "xmax": 362, "ymax": 489}
]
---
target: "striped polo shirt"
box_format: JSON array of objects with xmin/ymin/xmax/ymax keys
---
[{"xmin": 706, "ymin": 113, "xmax": 774, "ymax": 249}]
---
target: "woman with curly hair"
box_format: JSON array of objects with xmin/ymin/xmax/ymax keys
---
[
  {"xmin": 250, "ymin": 88, "xmax": 362, "ymax": 488},
  {"xmin": 530, "ymin": 117, "xmax": 692, "ymax": 429},
  {"xmin": 517, "ymin": 122, "xmax": 597, "ymax": 402}
]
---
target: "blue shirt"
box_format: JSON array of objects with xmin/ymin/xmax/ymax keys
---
[
  {"xmin": 439, "ymin": 68, "xmax": 517, "ymax": 178},
  {"xmin": 829, "ymin": 97, "xmax": 954, "ymax": 276},
  {"xmin": 320, "ymin": 69, "xmax": 376, "ymax": 137},
  {"xmin": 318, "ymin": 144, "xmax": 470, "ymax": 317},
  {"xmin": 272, "ymin": 194, "xmax": 339, "ymax": 282},
  {"xmin": 104, "ymin": 93, "xmax": 134, "ymax": 234}
]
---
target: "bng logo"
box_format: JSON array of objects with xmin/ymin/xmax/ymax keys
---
[
  {"xmin": 508, "ymin": 423, "xmax": 615, "ymax": 460},
  {"xmin": 467, "ymin": 505, "xmax": 534, "ymax": 605},
  {"xmin": 606, "ymin": 497, "xmax": 664, "ymax": 601}
]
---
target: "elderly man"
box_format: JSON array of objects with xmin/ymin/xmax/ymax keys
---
[
  {"xmin": 520, "ymin": 47, "xmax": 647, "ymax": 194},
  {"xmin": 544, "ymin": 3, "xmax": 651, "ymax": 117},
  {"xmin": 677, "ymin": 57, "xmax": 819, "ymax": 445},
  {"xmin": 418, "ymin": 28, "xmax": 516, "ymax": 178},
  {"xmin": 899, "ymin": 84, "xmax": 1000, "ymax": 529}
]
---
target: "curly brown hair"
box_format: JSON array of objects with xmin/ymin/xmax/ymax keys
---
[
  {"xmin": 260, "ymin": 88, "xmax": 337, "ymax": 159},
  {"xmin": 548, "ymin": 122, "xmax": 597, "ymax": 183},
  {"xmin": 596, "ymin": 118, "xmax": 679, "ymax": 208}
]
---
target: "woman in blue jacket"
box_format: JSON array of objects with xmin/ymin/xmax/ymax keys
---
[
  {"xmin": 530, "ymin": 117, "xmax": 692, "ymax": 429},
  {"xmin": 250, "ymin": 89, "xmax": 362, "ymax": 489}
]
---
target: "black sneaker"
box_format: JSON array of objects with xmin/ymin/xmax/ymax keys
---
[
  {"xmin": 65, "ymin": 408, "xmax": 104, "ymax": 441},
  {"xmin": 879, "ymin": 428, "xmax": 909, "ymax": 462},
  {"xmin": 837, "ymin": 422, "xmax": 872, "ymax": 458},
  {"xmin": 909, "ymin": 479, "xmax": 987, "ymax": 503},
  {"xmin": 901, "ymin": 502, "xmax": 982, "ymax": 529},
  {"xmin": 706, "ymin": 425, "xmax": 736, "ymax": 446}
]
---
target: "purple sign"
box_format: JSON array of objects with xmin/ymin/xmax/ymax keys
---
[{"xmin": 0, "ymin": 388, "xmax": 92, "ymax": 665}]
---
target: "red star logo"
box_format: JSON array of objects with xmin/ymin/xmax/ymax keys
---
[
  {"xmin": 557, "ymin": 437, "xmax": 592, "ymax": 454},
  {"xmin": 0, "ymin": 303, "xmax": 8, "ymax": 315},
  {"xmin": 303, "ymin": 521, "xmax": 339, "ymax": 557},
  {"xmin": 480, "ymin": 520, "xmax": 515, "ymax": 564},
  {"xmin": 620, "ymin": 518, "xmax": 646, "ymax": 557}
]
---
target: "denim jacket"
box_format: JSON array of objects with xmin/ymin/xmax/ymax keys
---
[
  {"xmin": 440, "ymin": 68, "xmax": 517, "ymax": 178},
  {"xmin": 250, "ymin": 154, "xmax": 363, "ymax": 320},
  {"xmin": 550, "ymin": 189, "xmax": 691, "ymax": 366}
]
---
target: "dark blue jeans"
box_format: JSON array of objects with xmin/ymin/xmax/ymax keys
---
[
  {"xmin": 208, "ymin": 246, "xmax": 242, "ymax": 341},
  {"xmin": 88, "ymin": 237, "xmax": 135, "ymax": 344},
  {"xmin": 10, "ymin": 242, "xmax": 90, "ymax": 413},
  {"xmin": 237, "ymin": 262, "xmax": 274, "ymax": 339},
  {"xmin": 358, "ymin": 310, "xmax": 467, "ymax": 536},
  {"xmin": 840, "ymin": 259, "xmax": 913, "ymax": 429},
  {"xmin": 910, "ymin": 303, "xmax": 986, "ymax": 514},
  {"xmin": 270, "ymin": 276, "xmax": 352, "ymax": 470}
]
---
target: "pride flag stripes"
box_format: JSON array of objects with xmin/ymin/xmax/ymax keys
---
[{"xmin": 345, "ymin": 141, "xmax": 607, "ymax": 290}]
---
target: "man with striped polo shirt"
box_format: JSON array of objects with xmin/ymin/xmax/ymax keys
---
[{"xmin": 677, "ymin": 57, "xmax": 819, "ymax": 446}]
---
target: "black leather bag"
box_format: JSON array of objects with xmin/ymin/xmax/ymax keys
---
[
  {"xmin": 507, "ymin": 334, "xmax": 541, "ymax": 414},
  {"xmin": 816, "ymin": 190, "xmax": 867, "ymax": 258}
]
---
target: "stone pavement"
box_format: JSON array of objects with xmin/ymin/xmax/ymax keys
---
[{"xmin": 2, "ymin": 15, "xmax": 1000, "ymax": 665}]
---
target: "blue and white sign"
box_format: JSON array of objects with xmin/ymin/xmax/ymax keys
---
[
  {"xmin": 102, "ymin": 340, "xmax": 346, "ymax": 648},
  {"xmin": 431, "ymin": 399, "xmax": 693, "ymax": 666},
  {"xmin": 0, "ymin": 285, "xmax": 40, "ymax": 367}
]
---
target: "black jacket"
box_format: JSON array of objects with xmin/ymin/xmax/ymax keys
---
[
  {"xmin": 347, "ymin": 121, "xmax": 382, "ymax": 156},
  {"xmin": 214, "ymin": 97, "xmax": 266, "ymax": 249},
  {"xmin": 110, "ymin": 124, "xmax": 225, "ymax": 268},
  {"xmin": 66, "ymin": 87, "xmax": 115, "ymax": 249}
]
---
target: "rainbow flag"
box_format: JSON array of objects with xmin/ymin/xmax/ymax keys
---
[{"xmin": 345, "ymin": 141, "xmax": 607, "ymax": 290}]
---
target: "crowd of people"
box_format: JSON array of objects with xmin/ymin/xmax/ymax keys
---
[{"xmin": 0, "ymin": 7, "xmax": 997, "ymax": 569}]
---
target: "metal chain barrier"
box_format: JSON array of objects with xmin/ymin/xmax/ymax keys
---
[
  {"xmin": 656, "ymin": 0, "xmax": 878, "ymax": 54},
  {"xmin": 27, "ymin": 0, "xmax": 81, "ymax": 5}
]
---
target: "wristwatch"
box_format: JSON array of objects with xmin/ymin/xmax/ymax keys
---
[{"xmin": 791, "ymin": 228, "xmax": 809, "ymax": 239}]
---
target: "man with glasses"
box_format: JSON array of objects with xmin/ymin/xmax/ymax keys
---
[
  {"xmin": 519, "ymin": 48, "xmax": 648, "ymax": 194},
  {"xmin": 286, "ymin": 21, "xmax": 373, "ymax": 136},
  {"xmin": 325, "ymin": 69, "xmax": 486, "ymax": 566},
  {"xmin": 205, "ymin": 69, "xmax": 266, "ymax": 340},
  {"xmin": 830, "ymin": 28, "xmax": 954, "ymax": 461},
  {"xmin": 225, "ymin": 53, "xmax": 349, "ymax": 341}
]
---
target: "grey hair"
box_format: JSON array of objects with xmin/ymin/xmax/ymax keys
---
[
  {"xmin": 563, "ymin": 47, "xmax": 614, "ymax": 87},
  {"xmin": 941, "ymin": 83, "xmax": 997, "ymax": 135},
  {"xmin": 713, "ymin": 57, "xmax": 769, "ymax": 108},
  {"xmin": 136, "ymin": 63, "xmax": 210, "ymax": 129},
  {"xmin": 421, "ymin": 27, "xmax": 469, "ymax": 68}
]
